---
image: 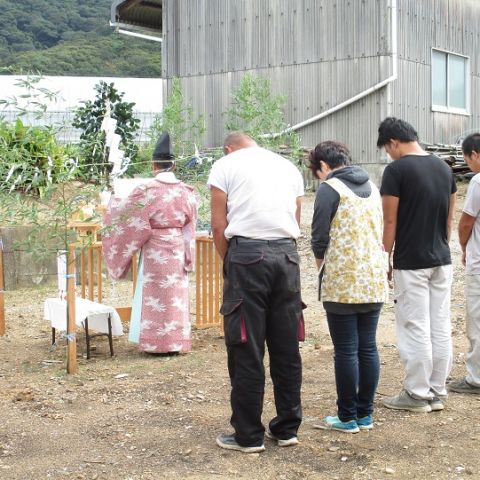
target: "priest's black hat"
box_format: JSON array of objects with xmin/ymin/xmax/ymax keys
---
[{"xmin": 152, "ymin": 132, "xmax": 174, "ymax": 160}]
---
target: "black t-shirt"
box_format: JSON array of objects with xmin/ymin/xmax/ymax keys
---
[{"xmin": 380, "ymin": 154, "xmax": 457, "ymax": 270}]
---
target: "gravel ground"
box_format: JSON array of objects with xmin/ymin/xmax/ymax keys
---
[{"xmin": 1, "ymin": 185, "xmax": 478, "ymax": 480}]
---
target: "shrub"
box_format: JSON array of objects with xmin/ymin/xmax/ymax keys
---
[{"xmin": 0, "ymin": 117, "xmax": 72, "ymax": 195}]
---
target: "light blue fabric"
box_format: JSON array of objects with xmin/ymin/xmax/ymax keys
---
[{"xmin": 128, "ymin": 252, "xmax": 143, "ymax": 344}]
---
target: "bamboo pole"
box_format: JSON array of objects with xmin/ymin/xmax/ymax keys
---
[
  {"xmin": 67, "ymin": 245, "xmax": 77, "ymax": 374},
  {"xmin": 0, "ymin": 239, "xmax": 5, "ymax": 337}
]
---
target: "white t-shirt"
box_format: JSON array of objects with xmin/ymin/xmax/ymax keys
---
[
  {"xmin": 463, "ymin": 172, "xmax": 480, "ymax": 275},
  {"xmin": 207, "ymin": 146, "xmax": 304, "ymax": 239}
]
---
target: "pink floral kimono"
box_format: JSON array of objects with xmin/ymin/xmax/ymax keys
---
[{"xmin": 102, "ymin": 172, "xmax": 198, "ymax": 353}]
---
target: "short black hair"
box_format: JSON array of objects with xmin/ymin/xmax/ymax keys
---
[
  {"xmin": 462, "ymin": 133, "xmax": 480, "ymax": 156},
  {"xmin": 308, "ymin": 141, "xmax": 352, "ymax": 178},
  {"xmin": 377, "ymin": 117, "xmax": 419, "ymax": 148}
]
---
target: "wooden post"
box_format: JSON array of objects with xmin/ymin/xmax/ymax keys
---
[
  {"xmin": 0, "ymin": 239, "xmax": 5, "ymax": 337},
  {"xmin": 207, "ymin": 239, "xmax": 214, "ymax": 326},
  {"xmin": 96, "ymin": 243, "xmax": 102, "ymax": 303},
  {"xmin": 80, "ymin": 249, "xmax": 86, "ymax": 299},
  {"xmin": 195, "ymin": 239, "xmax": 201, "ymax": 327},
  {"xmin": 67, "ymin": 245, "xmax": 77, "ymax": 374},
  {"xmin": 87, "ymin": 246, "xmax": 94, "ymax": 300},
  {"xmin": 201, "ymin": 240, "xmax": 208, "ymax": 327}
]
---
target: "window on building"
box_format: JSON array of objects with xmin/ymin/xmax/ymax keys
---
[{"xmin": 432, "ymin": 49, "xmax": 469, "ymax": 113}]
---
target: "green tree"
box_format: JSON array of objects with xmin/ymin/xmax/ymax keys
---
[
  {"xmin": 148, "ymin": 78, "xmax": 205, "ymax": 159},
  {"xmin": 225, "ymin": 73, "xmax": 301, "ymax": 158}
]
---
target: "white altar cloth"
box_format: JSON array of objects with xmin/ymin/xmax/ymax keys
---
[{"xmin": 44, "ymin": 297, "xmax": 124, "ymax": 336}]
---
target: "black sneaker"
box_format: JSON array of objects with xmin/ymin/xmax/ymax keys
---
[{"xmin": 216, "ymin": 433, "xmax": 265, "ymax": 453}]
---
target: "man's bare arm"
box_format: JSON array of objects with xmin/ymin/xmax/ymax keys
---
[
  {"xmin": 295, "ymin": 196, "xmax": 302, "ymax": 227},
  {"xmin": 447, "ymin": 192, "xmax": 457, "ymax": 242},
  {"xmin": 458, "ymin": 211, "xmax": 476, "ymax": 266},
  {"xmin": 382, "ymin": 195, "xmax": 399, "ymax": 255},
  {"xmin": 210, "ymin": 186, "xmax": 229, "ymax": 259},
  {"xmin": 382, "ymin": 195, "xmax": 399, "ymax": 281}
]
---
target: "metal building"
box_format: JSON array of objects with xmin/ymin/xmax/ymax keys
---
[{"xmin": 111, "ymin": 0, "xmax": 480, "ymax": 180}]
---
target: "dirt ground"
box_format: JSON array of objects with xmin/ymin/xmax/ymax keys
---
[{"xmin": 1, "ymin": 184, "xmax": 479, "ymax": 480}]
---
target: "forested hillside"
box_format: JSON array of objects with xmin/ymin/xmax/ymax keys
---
[{"xmin": 0, "ymin": 0, "xmax": 161, "ymax": 77}]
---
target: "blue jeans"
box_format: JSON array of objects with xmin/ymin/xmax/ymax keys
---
[{"xmin": 326, "ymin": 309, "xmax": 381, "ymax": 422}]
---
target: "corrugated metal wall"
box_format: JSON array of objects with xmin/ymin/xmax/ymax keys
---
[
  {"xmin": 163, "ymin": 0, "xmax": 390, "ymax": 77},
  {"xmin": 162, "ymin": 0, "xmax": 480, "ymax": 179},
  {"xmin": 392, "ymin": 0, "xmax": 480, "ymax": 145}
]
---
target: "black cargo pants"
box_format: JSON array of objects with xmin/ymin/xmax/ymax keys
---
[{"xmin": 220, "ymin": 236, "xmax": 304, "ymax": 447}]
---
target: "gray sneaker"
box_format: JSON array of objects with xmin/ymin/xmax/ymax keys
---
[
  {"xmin": 382, "ymin": 390, "xmax": 432, "ymax": 413},
  {"xmin": 448, "ymin": 378, "xmax": 480, "ymax": 395},
  {"xmin": 265, "ymin": 428, "xmax": 299, "ymax": 447},
  {"xmin": 216, "ymin": 433, "xmax": 265, "ymax": 453}
]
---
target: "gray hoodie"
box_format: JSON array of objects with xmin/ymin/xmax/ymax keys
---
[{"xmin": 311, "ymin": 165, "xmax": 371, "ymax": 259}]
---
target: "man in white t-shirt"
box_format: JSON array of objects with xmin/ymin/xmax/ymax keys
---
[
  {"xmin": 208, "ymin": 133, "xmax": 305, "ymax": 452},
  {"xmin": 449, "ymin": 133, "xmax": 480, "ymax": 395}
]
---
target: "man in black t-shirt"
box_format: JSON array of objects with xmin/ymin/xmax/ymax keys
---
[{"xmin": 378, "ymin": 117, "xmax": 457, "ymax": 413}]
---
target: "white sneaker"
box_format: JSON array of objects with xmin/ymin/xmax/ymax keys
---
[{"xmin": 429, "ymin": 396, "xmax": 445, "ymax": 412}]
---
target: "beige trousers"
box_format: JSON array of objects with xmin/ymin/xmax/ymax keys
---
[
  {"xmin": 465, "ymin": 274, "xmax": 480, "ymax": 387},
  {"xmin": 394, "ymin": 265, "xmax": 453, "ymax": 399}
]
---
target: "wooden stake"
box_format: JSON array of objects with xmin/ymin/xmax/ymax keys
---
[
  {"xmin": 201, "ymin": 239, "xmax": 208, "ymax": 327},
  {"xmin": 87, "ymin": 246, "xmax": 94, "ymax": 301},
  {"xmin": 96, "ymin": 243, "xmax": 102, "ymax": 303},
  {"xmin": 67, "ymin": 245, "xmax": 77, "ymax": 374},
  {"xmin": 195, "ymin": 238, "xmax": 201, "ymax": 328},
  {"xmin": 80, "ymin": 249, "xmax": 86, "ymax": 299},
  {"xmin": 207, "ymin": 239, "xmax": 213, "ymax": 326},
  {"xmin": 0, "ymin": 239, "xmax": 5, "ymax": 337}
]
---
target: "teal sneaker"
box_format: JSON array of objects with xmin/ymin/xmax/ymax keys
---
[
  {"xmin": 323, "ymin": 416, "xmax": 360, "ymax": 434},
  {"xmin": 357, "ymin": 415, "xmax": 374, "ymax": 430}
]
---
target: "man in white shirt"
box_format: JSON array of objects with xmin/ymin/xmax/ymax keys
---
[
  {"xmin": 208, "ymin": 133, "xmax": 304, "ymax": 452},
  {"xmin": 449, "ymin": 133, "xmax": 480, "ymax": 395}
]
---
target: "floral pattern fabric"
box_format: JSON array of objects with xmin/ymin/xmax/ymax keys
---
[
  {"xmin": 102, "ymin": 178, "xmax": 198, "ymax": 353},
  {"xmin": 321, "ymin": 178, "xmax": 387, "ymax": 304}
]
